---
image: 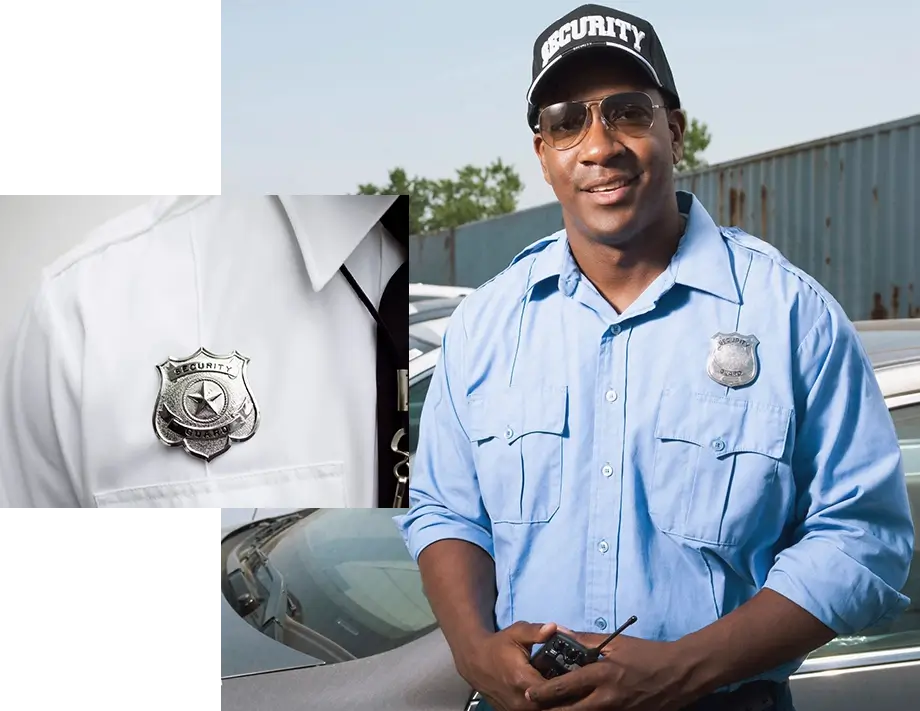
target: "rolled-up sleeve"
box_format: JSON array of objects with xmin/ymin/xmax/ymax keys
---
[
  {"xmin": 764, "ymin": 302, "xmax": 914, "ymax": 634},
  {"xmin": 394, "ymin": 302, "xmax": 493, "ymax": 560}
]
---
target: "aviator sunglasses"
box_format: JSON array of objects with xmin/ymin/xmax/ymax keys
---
[{"xmin": 535, "ymin": 91, "xmax": 666, "ymax": 150}]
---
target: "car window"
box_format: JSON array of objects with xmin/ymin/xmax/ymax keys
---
[
  {"xmin": 808, "ymin": 402, "xmax": 920, "ymax": 659},
  {"xmin": 255, "ymin": 509, "xmax": 436, "ymax": 662},
  {"xmin": 409, "ymin": 336, "xmax": 431, "ymax": 355},
  {"xmin": 409, "ymin": 372, "xmax": 433, "ymax": 454}
]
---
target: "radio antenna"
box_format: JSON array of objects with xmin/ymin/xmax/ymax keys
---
[{"xmin": 587, "ymin": 615, "xmax": 638, "ymax": 659}]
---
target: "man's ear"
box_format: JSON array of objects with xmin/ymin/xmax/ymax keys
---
[
  {"xmin": 534, "ymin": 134, "xmax": 552, "ymax": 185},
  {"xmin": 669, "ymin": 108, "xmax": 687, "ymax": 166}
]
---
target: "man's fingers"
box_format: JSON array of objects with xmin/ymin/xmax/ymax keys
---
[
  {"xmin": 525, "ymin": 665, "xmax": 598, "ymax": 707},
  {"xmin": 507, "ymin": 620, "xmax": 558, "ymax": 645},
  {"xmin": 510, "ymin": 661, "xmax": 550, "ymax": 691}
]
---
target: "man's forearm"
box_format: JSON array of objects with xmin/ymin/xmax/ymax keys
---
[
  {"xmin": 673, "ymin": 588, "xmax": 836, "ymax": 696},
  {"xmin": 417, "ymin": 538, "xmax": 498, "ymax": 662}
]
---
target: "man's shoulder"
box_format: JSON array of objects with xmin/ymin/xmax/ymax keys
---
[
  {"xmin": 441, "ymin": 232, "xmax": 561, "ymax": 346},
  {"xmin": 720, "ymin": 225, "xmax": 837, "ymax": 313},
  {"xmin": 42, "ymin": 197, "xmax": 212, "ymax": 285},
  {"xmin": 461, "ymin": 232, "xmax": 562, "ymax": 310}
]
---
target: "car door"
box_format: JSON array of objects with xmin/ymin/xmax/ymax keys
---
[
  {"xmin": 408, "ymin": 351, "xmax": 438, "ymax": 459},
  {"xmin": 789, "ymin": 400, "xmax": 920, "ymax": 710}
]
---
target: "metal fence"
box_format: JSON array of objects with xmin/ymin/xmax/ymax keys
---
[{"xmin": 409, "ymin": 113, "xmax": 920, "ymax": 321}]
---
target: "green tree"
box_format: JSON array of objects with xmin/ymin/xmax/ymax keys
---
[
  {"xmin": 358, "ymin": 159, "xmax": 523, "ymax": 235},
  {"xmin": 676, "ymin": 115, "xmax": 712, "ymax": 173}
]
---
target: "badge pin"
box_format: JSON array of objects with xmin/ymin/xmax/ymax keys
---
[
  {"xmin": 153, "ymin": 347, "xmax": 259, "ymax": 461},
  {"xmin": 707, "ymin": 332, "xmax": 759, "ymax": 388}
]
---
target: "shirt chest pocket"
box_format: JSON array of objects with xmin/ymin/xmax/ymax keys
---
[
  {"xmin": 466, "ymin": 386, "xmax": 568, "ymax": 525},
  {"xmin": 648, "ymin": 390, "xmax": 792, "ymax": 547}
]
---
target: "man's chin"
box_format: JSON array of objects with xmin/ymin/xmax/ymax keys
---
[{"xmin": 577, "ymin": 207, "xmax": 641, "ymax": 245}]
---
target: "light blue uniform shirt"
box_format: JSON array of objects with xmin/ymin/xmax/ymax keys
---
[{"xmin": 396, "ymin": 191, "xmax": 913, "ymax": 683}]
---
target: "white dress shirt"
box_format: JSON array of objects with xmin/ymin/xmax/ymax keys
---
[{"xmin": 0, "ymin": 195, "xmax": 405, "ymax": 507}]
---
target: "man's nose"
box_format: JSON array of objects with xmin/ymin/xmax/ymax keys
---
[{"xmin": 578, "ymin": 105, "xmax": 627, "ymax": 164}]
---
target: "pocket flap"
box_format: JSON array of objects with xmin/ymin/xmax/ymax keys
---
[
  {"xmin": 466, "ymin": 386, "xmax": 568, "ymax": 444},
  {"xmin": 654, "ymin": 389, "xmax": 791, "ymax": 460}
]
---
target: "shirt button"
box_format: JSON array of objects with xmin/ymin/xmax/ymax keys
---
[
  {"xmin": 611, "ymin": 324, "xmax": 621, "ymax": 335},
  {"xmin": 605, "ymin": 389, "xmax": 618, "ymax": 403},
  {"xmin": 504, "ymin": 427, "xmax": 514, "ymax": 440},
  {"xmin": 598, "ymin": 540, "xmax": 609, "ymax": 554},
  {"xmin": 595, "ymin": 617, "xmax": 608, "ymax": 631},
  {"xmin": 711, "ymin": 437, "xmax": 726, "ymax": 453},
  {"xmin": 601, "ymin": 464, "xmax": 613, "ymax": 477}
]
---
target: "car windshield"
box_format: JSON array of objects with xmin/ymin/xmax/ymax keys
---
[
  {"xmin": 409, "ymin": 324, "xmax": 442, "ymax": 358},
  {"xmin": 231, "ymin": 508, "xmax": 436, "ymax": 663},
  {"xmin": 408, "ymin": 298, "xmax": 463, "ymax": 325}
]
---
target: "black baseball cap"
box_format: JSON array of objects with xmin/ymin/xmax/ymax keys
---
[{"xmin": 526, "ymin": 4, "xmax": 680, "ymax": 128}]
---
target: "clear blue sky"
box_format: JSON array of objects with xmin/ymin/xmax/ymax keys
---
[{"xmin": 223, "ymin": 0, "xmax": 920, "ymax": 209}]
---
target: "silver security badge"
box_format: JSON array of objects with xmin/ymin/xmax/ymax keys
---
[
  {"xmin": 707, "ymin": 332, "xmax": 759, "ymax": 388},
  {"xmin": 153, "ymin": 348, "xmax": 259, "ymax": 461}
]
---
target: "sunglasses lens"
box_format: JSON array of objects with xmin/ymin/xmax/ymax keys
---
[
  {"xmin": 539, "ymin": 102, "xmax": 589, "ymax": 149},
  {"xmin": 600, "ymin": 93, "xmax": 656, "ymax": 136}
]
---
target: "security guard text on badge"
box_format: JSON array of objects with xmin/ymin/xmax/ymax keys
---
[
  {"xmin": 153, "ymin": 348, "xmax": 259, "ymax": 460},
  {"xmin": 707, "ymin": 332, "xmax": 760, "ymax": 388}
]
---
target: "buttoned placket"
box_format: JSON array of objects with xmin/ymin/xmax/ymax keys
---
[
  {"xmin": 570, "ymin": 260, "xmax": 676, "ymax": 634},
  {"xmin": 566, "ymin": 268, "xmax": 626, "ymax": 633},
  {"xmin": 585, "ymin": 317, "xmax": 631, "ymax": 633}
]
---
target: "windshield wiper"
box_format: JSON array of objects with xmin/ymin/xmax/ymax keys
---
[
  {"xmin": 250, "ymin": 550, "xmax": 290, "ymax": 642},
  {"xmin": 224, "ymin": 512, "xmax": 309, "ymax": 638},
  {"xmin": 244, "ymin": 510, "xmax": 309, "ymax": 549}
]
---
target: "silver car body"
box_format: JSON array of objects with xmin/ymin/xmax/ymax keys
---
[{"xmin": 409, "ymin": 283, "xmax": 474, "ymax": 302}]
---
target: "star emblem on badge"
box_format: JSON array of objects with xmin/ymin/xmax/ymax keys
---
[{"xmin": 185, "ymin": 379, "xmax": 225, "ymax": 419}]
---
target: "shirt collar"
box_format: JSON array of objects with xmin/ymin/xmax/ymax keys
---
[
  {"xmin": 671, "ymin": 191, "xmax": 740, "ymax": 304},
  {"xmin": 525, "ymin": 191, "xmax": 740, "ymax": 304},
  {"xmin": 277, "ymin": 195, "xmax": 399, "ymax": 291}
]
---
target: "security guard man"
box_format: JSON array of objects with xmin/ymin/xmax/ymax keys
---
[
  {"xmin": 0, "ymin": 195, "xmax": 407, "ymax": 507},
  {"xmin": 397, "ymin": 5, "xmax": 913, "ymax": 711}
]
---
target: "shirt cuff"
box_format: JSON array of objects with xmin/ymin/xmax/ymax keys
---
[
  {"xmin": 394, "ymin": 510, "xmax": 494, "ymax": 562},
  {"xmin": 764, "ymin": 536, "xmax": 910, "ymax": 635}
]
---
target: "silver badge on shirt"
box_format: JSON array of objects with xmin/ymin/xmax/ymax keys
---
[
  {"xmin": 153, "ymin": 348, "xmax": 259, "ymax": 461},
  {"xmin": 707, "ymin": 332, "xmax": 759, "ymax": 388}
]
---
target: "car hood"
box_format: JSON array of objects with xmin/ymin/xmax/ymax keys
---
[
  {"xmin": 221, "ymin": 592, "xmax": 326, "ymax": 679},
  {"xmin": 221, "ymin": 628, "xmax": 472, "ymax": 711}
]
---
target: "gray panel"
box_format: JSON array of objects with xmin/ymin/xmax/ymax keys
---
[
  {"xmin": 221, "ymin": 629, "xmax": 472, "ymax": 711},
  {"xmin": 410, "ymin": 114, "xmax": 920, "ymax": 323},
  {"xmin": 790, "ymin": 659, "xmax": 920, "ymax": 710}
]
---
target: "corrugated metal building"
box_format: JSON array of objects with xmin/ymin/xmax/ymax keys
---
[{"xmin": 410, "ymin": 113, "xmax": 920, "ymax": 321}]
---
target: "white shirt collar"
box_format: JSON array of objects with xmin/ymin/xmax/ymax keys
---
[{"xmin": 276, "ymin": 195, "xmax": 399, "ymax": 291}]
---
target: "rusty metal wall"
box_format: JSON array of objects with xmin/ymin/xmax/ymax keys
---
[
  {"xmin": 410, "ymin": 201, "xmax": 565, "ymax": 289},
  {"xmin": 409, "ymin": 113, "xmax": 920, "ymax": 321},
  {"xmin": 674, "ymin": 113, "xmax": 920, "ymax": 320}
]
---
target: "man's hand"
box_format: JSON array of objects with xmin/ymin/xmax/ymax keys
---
[
  {"xmin": 524, "ymin": 630, "xmax": 695, "ymax": 711},
  {"xmin": 454, "ymin": 621, "xmax": 559, "ymax": 711}
]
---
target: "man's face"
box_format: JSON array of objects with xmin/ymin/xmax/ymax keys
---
[{"xmin": 533, "ymin": 57, "xmax": 686, "ymax": 246}]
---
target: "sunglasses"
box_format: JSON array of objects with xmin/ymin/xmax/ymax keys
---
[{"xmin": 535, "ymin": 91, "xmax": 666, "ymax": 150}]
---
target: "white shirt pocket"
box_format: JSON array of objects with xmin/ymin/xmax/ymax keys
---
[{"xmin": 92, "ymin": 462, "xmax": 346, "ymax": 508}]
